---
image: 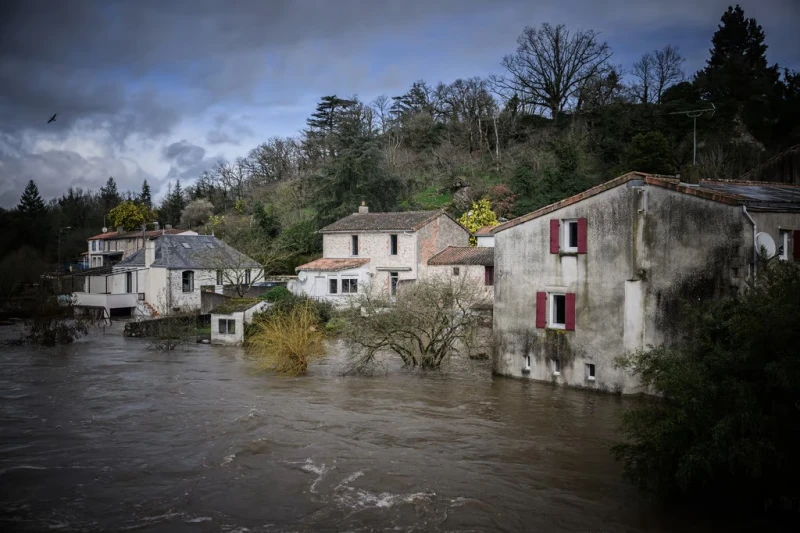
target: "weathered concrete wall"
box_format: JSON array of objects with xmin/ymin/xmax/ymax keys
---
[
  {"xmin": 493, "ymin": 181, "xmax": 749, "ymax": 394},
  {"xmin": 294, "ymin": 264, "xmax": 369, "ymax": 305}
]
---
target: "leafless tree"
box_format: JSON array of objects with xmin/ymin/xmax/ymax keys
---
[
  {"xmin": 180, "ymin": 198, "xmax": 214, "ymax": 228},
  {"xmin": 496, "ymin": 23, "xmax": 612, "ymax": 120},
  {"xmin": 371, "ymin": 94, "xmax": 391, "ymax": 135},
  {"xmin": 345, "ymin": 277, "xmax": 490, "ymax": 372},
  {"xmin": 653, "ymin": 45, "xmax": 685, "ymax": 103},
  {"xmin": 631, "ymin": 52, "xmax": 656, "ymax": 104}
]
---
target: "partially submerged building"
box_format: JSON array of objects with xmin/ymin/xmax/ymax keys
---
[
  {"xmin": 492, "ymin": 173, "xmax": 800, "ymax": 394},
  {"xmin": 294, "ymin": 202, "xmax": 469, "ymax": 304},
  {"xmin": 427, "ymin": 246, "xmax": 495, "ymax": 301},
  {"xmin": 73, "ymin": 234, "xmax": 262, "ymax": 316},
  {"xmin": 210, "ymin": 299, "xmax": 270, "ymax": 346}
]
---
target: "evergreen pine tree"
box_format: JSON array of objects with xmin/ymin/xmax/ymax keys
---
[
  {"xmin": 18, "ymin": 180, "xmax": 46, "ymax": 217},
  {"xmin": 695, "ymin": 5, "xmax": 780, "ymax": 144},
  {"xmin": 100, "ymin": 177, "xmax": 121, "ymax": 211},
  {"xmin": 139, "ymin": 180, "xmax": 152, "ymax": 210}
]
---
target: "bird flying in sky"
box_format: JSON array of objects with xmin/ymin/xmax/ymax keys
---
[{"xmin": 47, "ymin": 113, "xmax": 57, "ymax": 123}]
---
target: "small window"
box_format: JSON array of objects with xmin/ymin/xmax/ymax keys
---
[
  {"xmin": 390, "ymin": 272, "xmax": 399, "ymax": 296},
  {"xmin": 244, "ymin": 269, "xmax": 251, "ymax": 285},
  {"xmin": 390, "ymin": 234, "xmax": 398, "ymax": 255},
  {"xmin": 779, "ymin": 229, "xmax": 790, "ymax": 261},
  {"xmin": 218, "ymin": 319, "xmax": 236, "ymax": 335},
  {"xmin": 182, "ymin": 270, "xmax": 194, "ymax": 292},
  {"xmin": 216, "ymin": 269, "xmax": 223, "ymax": 285},
  {"xmin": 563, "ymin": 220, "xmax": 579, "ymax": 252},
  {"xmin": 452, "ymin": 267, "xmax": 460, "ymax": 276},
  {"xmin": 586, "ymin": 363, "xmax": 596, "ymax": 381},
  {"xmin": 523, "ymin": 355, "xmax": 531, "ymax": 372},
  {"xmin": 126, "ymin": 272, "xmax": 133, "ymax": 293},
  {"xmin": 485, "ymin": 266, "xmax": 494, "ymax": 286},
  {"xmin": 342, "ymin": 278, "xmax": 358, "ymax": 294},
  {"xmin": 550, "ymin": 294, "xmax": 566, "ymax": 328},
  {"xmin": 329, "ymin": 278, "xmax": 339, "ymax": 294},
  {"xmin": 553, "ymin": 359, "xmax": 561, "ymax": 375},
  {"xmin": 181, "ymin": 242, "xmax": 191, "ymax": 249},
  {"xmin": 351, "ymin": 235, "xmax": 359, "ymax": 256}
]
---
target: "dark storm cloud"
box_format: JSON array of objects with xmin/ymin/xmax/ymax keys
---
[
  {"xmin": 163, "ymin": 141, "xmax": 206, "ymax": 167},
  {"xmin": 0, "ymin": 0, "xmax": 797, "ymax": 207}
]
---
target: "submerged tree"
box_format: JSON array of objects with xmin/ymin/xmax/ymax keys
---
[
  {"xmin": 613, "ymin": 261, "xmax": 800, "ymax": 509},
  {"xmin": 346, "ymin": 277, "xmax": 490, "ymax": 372}
]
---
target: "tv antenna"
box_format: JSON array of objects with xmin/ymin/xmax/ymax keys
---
[{"xmin": 669, "ymin": 104, "xmax": 715, "ymax": 166}]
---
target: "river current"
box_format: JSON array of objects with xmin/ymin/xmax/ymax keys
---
[{"xmin": 0, "ymin": 324, "xmax": 769, "ymax": 532}]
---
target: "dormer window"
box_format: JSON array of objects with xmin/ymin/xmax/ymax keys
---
[{"xmin": 351, "ymin": 235, "xmax": 359, "ymax": 256}]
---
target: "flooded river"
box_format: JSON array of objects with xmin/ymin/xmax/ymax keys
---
[{"xmin": 0, "ymin": 325, "xmax": 766, "ymax": 532}]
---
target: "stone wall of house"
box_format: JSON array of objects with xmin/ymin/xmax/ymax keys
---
[
  {"xmin": 426, "ymin": 264, "xmax": 494, "ymax": 302},
  {"xmin": 161, "ymin": 268, "xmax": 218, "ymax": 313},
  {"xmin": 415, "ymin": 216, "xmax": 470, "ymax": 281},
  {"xmin": 493, "ymin": 181, "xmax": 750, "ymax": 395}
]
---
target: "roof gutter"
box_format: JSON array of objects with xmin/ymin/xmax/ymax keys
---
[{"xmin": 742, "ymin": 205, "xmax": 757, "ymax": 278}]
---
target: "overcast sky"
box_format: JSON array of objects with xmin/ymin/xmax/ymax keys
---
[{"xmin": 1, "ymin": 0, "xmax": 798, "ymax": 208}]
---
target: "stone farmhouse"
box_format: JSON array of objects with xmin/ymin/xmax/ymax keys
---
[
  {"xmin": 86, "ymin": 224, "xmax": 195, "ymax": 267},
  {"xmin": 426, "ymin": 246, "xmax": 495, "ymax": 301},
  {"xmin": 491, "ymin": 173, "xmax": 800, "ymax": 394},
  {"xmin": 293, "ymin": 202, "xmax": 470, "ymax": 303},
  {"xmin": 74, "ymin": 233, "xmax": 261, "ymax": 317}
]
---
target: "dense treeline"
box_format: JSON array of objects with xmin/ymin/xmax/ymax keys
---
[{"xmin": 1, "ymin": 5, "xmax": 798, "ymax": 286}]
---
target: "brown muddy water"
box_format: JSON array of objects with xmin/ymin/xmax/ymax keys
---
[{"xmin": 0, "ymin": 323, "xmax": 768, "ymax": 532}]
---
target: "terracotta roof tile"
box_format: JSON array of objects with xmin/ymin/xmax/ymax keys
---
[
  {"xmin": 428, "ymin": 246, "xmax": 494, "ymax": 266},
  {"xmin": 474, "ymin": 226, "xmax": 497, "ymax": 235},
  {"xmin": 295, "ymin": 258, "xmax": 370, "ymax": 272}
]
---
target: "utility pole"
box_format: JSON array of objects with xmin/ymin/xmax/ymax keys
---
[{"xmin": 669, "ymin": 104, "xmax": 715, "ymax": 165}]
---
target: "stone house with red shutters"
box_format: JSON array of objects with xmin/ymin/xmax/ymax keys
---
[{"xmin": 491, "ymin": 172, "xmax": 800, "ymax": 394}]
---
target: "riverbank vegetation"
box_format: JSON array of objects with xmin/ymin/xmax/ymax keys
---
[
  {"xmin": 613, "ymin": 260, "xmax": 800, "ymax": 510},
  {"xmin": 345, "ymin": 278, "xmax": 490, "ymax": 372},
  {"xmin": 246, "ymin": 300, "xmax": 325, "ymax": 376}
]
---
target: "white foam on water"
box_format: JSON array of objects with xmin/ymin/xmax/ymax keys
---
[
  {"xmin": 183, "ymin": 516, "xmax": 213, "ymax": 523},
  {"xmin": 0, "ymin": 465, "xmax": 47, "ymax": 475},
  {"xmin": 220, "ymin": 453, "xmax": 236, "ymax": 466},
  {"xmin": 300, "ymin": 459, "xmax": 328, "ymax": 493}
]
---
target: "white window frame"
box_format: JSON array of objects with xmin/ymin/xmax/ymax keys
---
[
  {"xmin": 182, "ymin": 270, "xmax": 195, "ymax": 293},
  {"xmin": 553, "ymin": 359, "xmax": 561, "ymax": 376},
  {"xmin": 328, "ymin": 277, "xmax": 339, "ymax": 295},
  {"xmin": 523, "ymin": 354, "xmax": 531, "ymax": 372},
  {"xmin": 562, "ymin": 219, "xmax": 579, "ymax": 253},
  {"xmin": 779, "ymin": 229, "xmax": 790, "ymax": 261},
  {"xmin": 218, "ymin": 318, "xmax": 236, "ymax": 335},
  {"xmin": 351, "ymin": 235, "xmax": 359, "ymax": 256},
  {"xmin": 549, "ymin": 293, "xmax": 566, "ymax": 329},
  {"xmin": 341, "ymin": 277, "xmax": 358, "ymax": 294},
  {"xmin": 585, "ymin": 363, "xmax": 596, "ymax": 381}
]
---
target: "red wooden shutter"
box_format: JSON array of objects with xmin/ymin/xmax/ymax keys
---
[
  {"xmin": 536, "ymin": 292, "xmax": 547, "ymax": 328},
  {"xmin": 794, "ymin": 231, "xmax": 800, "ymax": 260},
  {"xmin": 565, "ymin": 293, "xmax": 576, "ymax": 331},
  {"xmin": 577, "ymin": 218, "xmax": 587, "ymax": 254},
  {"xmin": 550, "ymin": 219, "xmax": 560, "ymax": 254}
]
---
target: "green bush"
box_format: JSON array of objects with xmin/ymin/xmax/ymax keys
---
[
  {"xmin": 613, "ymin": 261, "xmax": 800, "ymax": 509},
  {"xmin": 264, "ymin": 286, "xmax": 291, "ymax": 303}
]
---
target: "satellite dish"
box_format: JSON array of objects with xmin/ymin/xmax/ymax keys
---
[
  {"xmin": 755, "ymin": 232, "xmax": 776, "ymax": 258},
  {"xmin": 297, "ymin": 271, "xmax": 307, "ymax": 282},
  {"xmin": 102, "ymin": 226, "xmax": 108, "ymax": 233}
]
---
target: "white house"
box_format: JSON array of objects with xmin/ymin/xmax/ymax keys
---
[
  {"xmin": 86, "ymin": 225, "xmax": 195, "ymax": 268},
  {"xmin": 210, "ymin": 299, "xmax": 270, "ymax": 346},
  {"xmin": 73, "ymin": 234, "xmax": 262, "ymax": 317},
  {"xmin": 293, "ymin": 203, "xmax": 470, "ymax": 304}
]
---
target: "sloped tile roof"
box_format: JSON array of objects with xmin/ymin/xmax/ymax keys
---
[
  {"xmin": 89, "ymin": 228, "xmax": 189, "ymax": 240},
  {"xmin": 295, "ymin": 258, "xmax": 370, "ymax": 272},
  {"xmin": 474, "ymin": 226, "xmax": 497, "ymax": 235},
  {"xmin": 428, "ymin": 246, "xmax": 494, "ymax": 266},
  {"xmin": 319, "ymin": 210, "xmax": 446, "ymax": 233},
  {"xmin": 116, "ymin": 234, "xmax": 259, "ymax": 270}
]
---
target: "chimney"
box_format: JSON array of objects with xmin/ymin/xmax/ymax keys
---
[
  {"xmin": 153, "ymin": 221, "xmax": 160, "ymax": 231},
  {"xmin": 117, "ymin": 226, "xmax": 124, "ymax": 234},
  {"xmin": 145, "ymin": 238, "xmax": 156, "ymax": 268},
  {"xmin": 358, "ymin": 201, "xmax": 369, "ymax": 214}
]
